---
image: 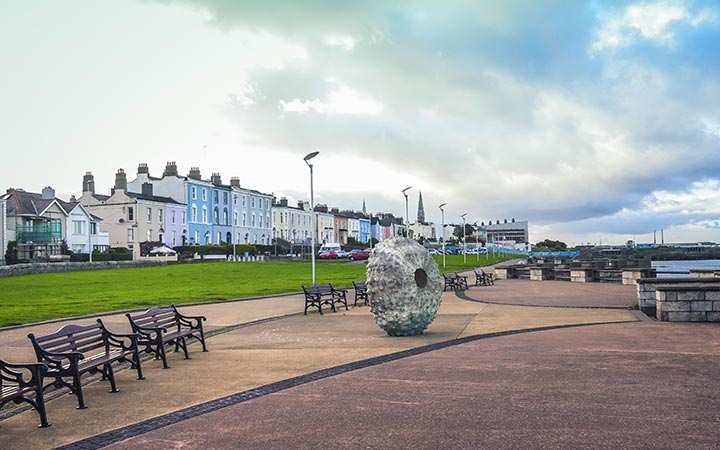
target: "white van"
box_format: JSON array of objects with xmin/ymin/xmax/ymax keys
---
[{"xmin": 319, "ymin": 243, "xmax": 342, "ymax": 255}]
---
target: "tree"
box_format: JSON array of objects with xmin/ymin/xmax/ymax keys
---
[
  {"xmin": 534, "ymin": 239, "xmax": 568, "ymax": 251},
  {"xmin": 5, "ymin": 241, "xmax": 18, "ymax": 265}
]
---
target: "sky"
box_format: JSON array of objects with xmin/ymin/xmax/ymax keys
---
[{"xmin": 1, "ymin": 0, "xmax": 719, "ymax": 246}]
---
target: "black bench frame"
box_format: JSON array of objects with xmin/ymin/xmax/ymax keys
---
[
  {"xmin": 443, "ymin": 272, "xmax": 468, "ymax": 291},
  {"xmin": 302, "ymin": 284, "xmax": 348, "ymax": 315},
  {"xmin": 474, "ymin": 268, "xmax": 495, "ymax": 286},
  {"xmin": 352, "ymin": 280, "xmax": 368, "ymax": 306},
  {"xmin": 0, "ymin": 358, "xmax": 50, "ymax": 428},
  {"xmin": 27, "ymin": 319, "xmax": 144, "ymax": 410},
  {"xmin": 126, "ymin": 305, "xmax": 207, "ymax": 369}
]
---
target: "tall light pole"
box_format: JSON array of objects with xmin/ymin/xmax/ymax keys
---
[
  {"xmin": 473, "ymin": 221, "xmax": 479, "ymax": 264},
  {"xmin": 461, "ymin": 213, "xmax": 467, "ymax": 265},
  {"xmin": 401, "ymin": 186, "xmax": 412, "ymax": 238},
  {"xmin": 304, "ymin": 151, "xmax": 319, "ymax": 285},
  {"xmin": 438, "ymin": 203, "xmax": 446, "ymax": 268}
]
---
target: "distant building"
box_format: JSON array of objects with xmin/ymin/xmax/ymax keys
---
[
  {"xmin": 481, "ymin": 219, "xmax": 529, "ymax": 244},
  {"xmin": 0, "ymin": 197, "xmax": 7, "ymax": 264},
  {"xmin": 272, "ymin": 198, "xmax": 312, "ymax": 245},
  {"xmin": 4, "ymin": 187, "xmax": 109, "ymax": 262}
]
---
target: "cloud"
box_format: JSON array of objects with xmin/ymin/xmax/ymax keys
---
[
  {"xmin": 280, "ymin": 84, "xmax": 384, "ymax": 116},
  {"xmin": 591, "ymin": 1, "xmax": 717, "ymax": 52}
]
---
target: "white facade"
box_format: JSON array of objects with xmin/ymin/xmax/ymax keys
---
[
  {"xmin": 0, "ymin": 198, "xmax": 6, "ymax": 264},
  {"xmin": 410, "ymin": 222, "xmax": 436, "ymax": 240},
  {"xmin": 65, "ymin": 204, "xmax": 109, "ymax": 254},
  {"xmin": 315, "ymin": 211, "xmax": 335, "ymax": 244},
  {"xmin": 347, "ymin": 217, "xmax": 360, "ymax": 242},
  {"xmin": 272, "ymin": 200, "xmax": 312, "ymax": 244}
]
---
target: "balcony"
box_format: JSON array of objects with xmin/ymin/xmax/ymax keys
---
[{"xmin": 16, "ymin": 223, "xmax": 62, "ymax": 243}]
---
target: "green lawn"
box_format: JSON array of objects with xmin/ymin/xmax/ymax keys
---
[{"xmin": 0, "ymin": 254, "xmax": 517, "ymax": 327}]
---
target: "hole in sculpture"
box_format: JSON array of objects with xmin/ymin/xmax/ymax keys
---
[{"xmin": 415, "ymin": 268, "xmax": 427, "ymax": 288}]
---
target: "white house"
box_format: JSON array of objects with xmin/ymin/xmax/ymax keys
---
[{"xmin": 65, "ymin": 203, "xmax": 110, "ymax": 254}]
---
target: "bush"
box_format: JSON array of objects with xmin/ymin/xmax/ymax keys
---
[{"xmin": 4, "ymin": 241, "xmax": 18, "ymax": 265}]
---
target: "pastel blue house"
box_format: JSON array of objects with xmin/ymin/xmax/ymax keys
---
[
  {"xmin": 210, "ymin": 173, "xmax": 233, "ymax": 244},
  {"xmin": 186, "ymin": 168, "xmax": 213, "ymax": 245},
  {"xmin": 359, "ymin": 217, "xmax": 371, "ymax": 243}
]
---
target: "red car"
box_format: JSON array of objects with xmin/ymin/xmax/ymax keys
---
[
  {"xmin": 348, "ymin": 249, "xmax": 370, "ymax": 261},
  {"xmin": 318, "ymin": 251, "xmax": 338, "ymax": 259}
]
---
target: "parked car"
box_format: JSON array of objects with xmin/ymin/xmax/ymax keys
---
[
  {"xmin": 336, "ymin": 250, "xmax": 349, "ymax": 259},
  {"xmin": 428, "ymin": 248, "xmax": 439, "ymax": 255},
  {"xmin": 318, "ymin": 251, "xmax": 338, "ymax": 259},
  {"xmin": 348, "ymin": 249, "xmax": 370, "ymax": 261}
]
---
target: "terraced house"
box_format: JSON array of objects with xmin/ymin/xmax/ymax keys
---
[
  {"xmin": 126, "ymin": 162, "xmax": 273, "ymax": 247},
  {"xmin": 4, "ymin": 187, "xmax": 109, "ymax": 262}
]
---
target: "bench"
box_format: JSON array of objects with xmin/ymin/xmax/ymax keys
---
[
  {"xmin": 27, "ymin": 319, "xmax": 144, "ymax": 410},
  {"xmin": 126, "ymin": 305, "xmax": 208, "ymax": 369},
  {"xmin": 1, "ymin": 358, "xmax": 50, "ymax": 428},
  {"xmin": 302, "ymin": 284, "xmax": 349, "ymax": 315},
  {"xmin": 474, "ymin": 269, "xmax": 495, "ymax": 286},
  {"xmin": 352, "ymin": 280, "xmax": 368, "ymax": 306},
  {"xmin": 443, "ymin": 273, "xmax": 468, "ymax": 291}
]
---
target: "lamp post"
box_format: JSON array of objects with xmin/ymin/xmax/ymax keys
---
[
  {"xmin": 401, "ymin": 186, "xmax": 412, "ymax": 237},
  {"xmin": 473, "ymin": 221, "xmax": 479, "ymax": 264},
  {"xmin": 273, "ymin": 227, "xmax": 277, "ymax": 256},
  {"xmin": 461, "ymin": 213, "xmax": 467, "ymax": 265},
  {"xmin": 438, "ymin": 203, "xmax": 446, "ymax": 268},
  {"xmin": 304, "ymin": 151, "xmax": 319, "ymax": 285}
]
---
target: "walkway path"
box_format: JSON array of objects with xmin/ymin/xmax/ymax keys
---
[{"xmin": 3, "ymin": 278, "xmax": 717, "ymax": 449}]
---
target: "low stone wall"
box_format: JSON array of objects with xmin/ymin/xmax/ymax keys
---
[
  {"xmin": 636, "ymin": 277, "xmax": 720, "ymax": 316},
  {"xmin": 690, "ymin": 270, "xmax": 720, "ymax": 279},
  {"xmin": 656, "ymin": 287, "xmax": 720, "ymax": 322},
  {"xmin": 0, "ymin": 260, "xmax": 172, "ymax": 278},
  {"xmin": 622, "ymin": 269, "xmax": 656, "ymax": 285},
  {"xmin": 571, "ymin": 269, "xmax": 594, "ymax": 283}
]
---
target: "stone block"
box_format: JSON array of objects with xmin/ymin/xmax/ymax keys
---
[
  {"xmin": 707, "ymin": 312, "xmax": 720, "ymax": 322},
  {"xmin": 657, "ymin": 301, "xmax": 690, "ymax": 312},
  {"xmin": 665, "ymin": 291, "xmax": 677, "ymax": 301},
  {"xmin": 678, "ymin": 291, "xmax": 705, "ymax": 301},
  {"xmin": 691, "ymin": 301, "xmax": 713, "ymax": 312},
  {"xmin": 666, "ymin": 311, "xmax": 707, "ymax": 322},
  {"xmin": 714, "ymin": 302, "xmax": 720, "ymax": 312},
  {"xmin": 705, "ymin": 291, "xmax": 720, "ymax": 301}
]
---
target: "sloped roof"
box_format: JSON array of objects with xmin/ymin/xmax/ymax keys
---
[{"xmin": 3, "ymin": 189, "xmax": 64, "ymax": 218}]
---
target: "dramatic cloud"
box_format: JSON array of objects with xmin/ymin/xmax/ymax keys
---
[{"xmin": 2, "ymin": 0, "xmax": 719, "ymax": 245}]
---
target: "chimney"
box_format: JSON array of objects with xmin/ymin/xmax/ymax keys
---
[
  {"xmin": 331, "ymin": 207, "xmax": 340, "ymax": 214},
  {"xmin": 114, "ymin": 168, "xmax": 127, "ymax": 191},
  {"xmin": 298, "ymin": 201, "xmax": 305, "ymax": 209},
  {"xmin": 230, "ymin": 177, "xmax": 241, "ymax": 188},
  {"xmin": 70, "ymin": 195, "xmax": 77, "ymax": 202},
  {"xmin": 41, "ymin": 186, "xmax": 55, "ymax": 199},
  {"xmin": 279, "ymin": 197, "xmax": 288, "ymax": 207},
  {"xmin": 210, "ymin": 173, "xmax": 222, "ymax": 185},
  {"xmin": 137, "ymin": 163, "xmax": 149, "ymax": 175},
  {"xmin": 188, "ymin": 167, "xmax": 201, "ymax": 180},
  {"xmin": 163, "ymin": 161, "xmax": 178, "ymax": 177},
  {"xmin": 142, "ymin": 182, "xmax": 153, "ymax": 197},
  {"xmin": 82, "ymin": 171, "xmax": 95, "ymax": 194}
]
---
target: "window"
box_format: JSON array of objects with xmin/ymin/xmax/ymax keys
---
[
  {"xmin": 242, "ymin": 196, "xmax": 246, "ymax": 207},
  {"xmin": 146, "ymin": 208, "xmax": 152, "ymax": 223},
  {"xmin": 251, "ymin": 198, "xmax": 255, "ymax": 208},
  {"xmin": 214, "ymin": 207, "xmax": 219, "ymax": 224},
  {"xmin": 194, "ymin": 230, "xmax": 199, "ymax": 244},
  {"xmin": 158, "ymin": 209, "xmax": 163, "ymax": 224},
  {"xmin": 73, "ymin": 220, "xmax": 84, "ymax": 235},
  {"xmin": 202, "ymin": 206, "xmax": 208, "ymax": 223},
  {"xmin": 202, "ymin": 189, "xmax": 207, "ymax": 201},
  {"xmin": 251, "ymin": 213, "xmax": 255, "ymax": 227},
  {"xmin": 172, "ymin": 230, "xmax": 176, "ymax": 245},
  {"xmin": 259, "ymin": 215, "xmax": 263, "ymax": 227},
  {"xmin": 213, "ymin": 191, "xmax": 218, "ymax": 203},
  {"xmin": 233, "ymin": 212, "xmax": 238, "ymax": 226},
  {"xmin": 181, "ymin": 211, "xmax": 186, "ymax": 225},
  {"xmin": 223, "ymin": 209, "xmax": 228, "ymax": 225},
  {"xmin": 128, "ymin": 228, "xmax": 135, "ymax": 242},
  {"xmin": 223, "ymin": 192, "xmax": 228, "ymax": 204},
  {"xmin": 128, "ymin": 206, "xmax": 134, "ymax": 221},
  {"xmin": 233, "ymin": 195, "xmax": 237, "ymax": 206},
  {"xmin": 147, "ymin": 229, "xmax": 152, "ymax": 241},
  {"xmin": 242, "ymin": 213, "xmax": 246, "ymax": 226},
  {"xmin": 191, "ymin": 186, "xmax": 197, "ymax": 200},
  {"xmin": 72, "ymin": 244, "xmax": 84, "ymax": 253},
  {"xmin": 191, "ymin": 205, "xmax": 197, "ymax": 222},
  {"xmin": 171, "ymin": 210, "xmax": 176, "ymax": 225},
  {"xmin": 90, "ymin": 222, "xmax": 97, "ymax": 235}
]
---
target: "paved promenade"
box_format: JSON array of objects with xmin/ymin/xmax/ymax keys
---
[{"xmin": 1, "ymin": 277, "xmax": 719, "ymax": 449}]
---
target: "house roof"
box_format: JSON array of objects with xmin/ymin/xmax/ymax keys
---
[
  {"xmin": 126, "ymin": 191, "xmax": 184, "ymax": 205},
  {"xmin": 3, "ymin": 189, "xmax": 64, "ymax": 219}
]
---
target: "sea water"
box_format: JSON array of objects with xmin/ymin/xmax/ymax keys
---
[{"xmin": 652, "ymin": 259, "xmax": 720, "ymax": 277}]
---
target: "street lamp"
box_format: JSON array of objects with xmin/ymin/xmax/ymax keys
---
[
  {"xmin": 461, "ymin": 213, "xmax": 467, "ymax": 265},
  {"xmin": 473, "ymin": 221, "xmax": 479, "ymax": 264},
  {"xmin": 438, "ymin": 203, "xmax": 446, "ymax": 268},
  {"xmin": 304, "ymin": 151, "xmax": 319, "ymax": 285},
  {"xmin": 273, "ymin": 227, "xmax": 277, "ymax": 256},
  {"xmin": 401, "ymin": 186, "xmax": 412, "ymax": 237}
]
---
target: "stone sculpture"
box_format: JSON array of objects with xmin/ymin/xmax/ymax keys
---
[{"xmin": 366, "ymin": 236, "xmax": 443, "ymax": 336}]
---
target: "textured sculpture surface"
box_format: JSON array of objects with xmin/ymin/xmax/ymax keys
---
[{"xmin": 366, "ymin": 237, "xmax": 443, "ymax": 336}]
